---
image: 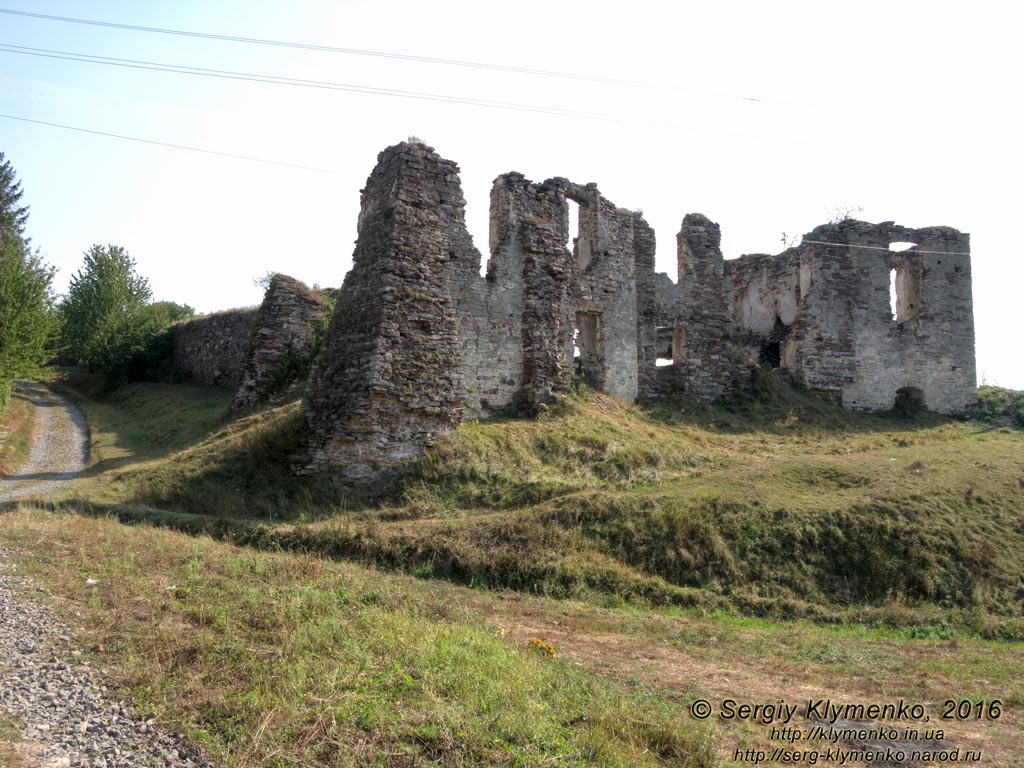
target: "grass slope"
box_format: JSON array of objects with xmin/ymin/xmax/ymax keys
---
[
  {"xmin": 52, "ymin": 368, "xmax": 1024, "ymax": 638},
  {"xmin": 3, "ymin": 369, "xmax": 1022, "ymax": 765}
]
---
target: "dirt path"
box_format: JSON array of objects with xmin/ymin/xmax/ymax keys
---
[
  {"xmin": 485, "ymin": 600, "xmax": 1021, "ymax": 766},
  {"xmin": 0, "ymin": 382, "xmax": 88, "ymax": 503}
]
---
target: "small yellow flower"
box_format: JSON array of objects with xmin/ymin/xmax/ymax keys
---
[{"xmin": 528, "ymin": 637, "xmax": 557, "ymax": 659}]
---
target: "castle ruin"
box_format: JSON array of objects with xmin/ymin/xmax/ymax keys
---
[
  {"xmin": 302, "ymin": 142, "xmax": 977, "ymax": 479},
  {"xmin": 173, "ymin": 141, "xmax": 977, "ymax": 481}
]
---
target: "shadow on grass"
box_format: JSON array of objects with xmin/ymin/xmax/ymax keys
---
[{"xmin": 641, "ymin": 367, "xmax": 964, "ymax": 436}]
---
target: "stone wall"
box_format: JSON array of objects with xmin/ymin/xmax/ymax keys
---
[
  {"xmin": 669, "ymin": 214, "xmax": 735, "ymax": 401},
  {"xmin": 172, "ymin": 308, "xmax": 258, "ymax": 387},
  {"xmin": 711, "ymin": 219, "xmax": 975, "ymax": 414},
  {"xmin": 290, "ymin": 142, "xmax": 976, "ymax": 479},
  {"xmin": 303, "ymin": 142, "xmax": 659, "ymax": 480},
  {"xmin": 803, "ymin": 220, "xmax": 975, "ymax": 413},
  {"xmin": 302, "ymin": 143, "xmax": 467, "ymax": 479},
  {"xmin": 231, "ymin": 274, "xmax": 332, "ymax": 409}
]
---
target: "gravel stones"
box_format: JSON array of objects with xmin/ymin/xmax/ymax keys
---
[{"xmin": 0, "ymin": 546, "xmax": 216, "ymax": 767}]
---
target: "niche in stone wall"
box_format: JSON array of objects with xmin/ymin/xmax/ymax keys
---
[
  {"xmin": 894, "ymin": 386, "xmax": 925, "ymax": 412},
  {"xmin": 574, "ymin": 311, "xmax": 604, "ymax": 386},
  {"xmin": 889, "ymin": 244, "xmax": 922, "ymax": 323}
]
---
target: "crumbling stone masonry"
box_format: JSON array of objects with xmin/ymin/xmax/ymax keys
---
[
  {"xmin": 715, "ymin": 219, "xmax": 975, "ymax": 413},
  {"xmin": 172, "ymin": 308, "xmax": 258, "ymax": 387},
  {"xmin": 231, "ymin": 274, "xmax": 332, "ymax": 409},
  {"xmin": 303, "ymin": 142, "xmax": 657, "ymax": 478},
  {"xmin": 302, "ymin": 144, "xmax": 468, "ymax": 479},
  {"xmin": 300, "ymin": 141, "xmax": 975, "ymax": 480},
  {"xmin": 172, "ymin": 274, "xmax": 332, "ymax": 406}
]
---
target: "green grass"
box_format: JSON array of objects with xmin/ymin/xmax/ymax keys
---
[
  {"xmin": 4, "ymin": 368, "xmax": 1024, "ymax": 764},
  {"xmin": 50, "ymin": 368, "xmax": 1024, "ymax": 638},
  {"xmin": 0, "ymin": 510, "xmax": 714, "ymax": 768},
  {"xmin": 976, "ymin": 385, "xmax": 1024, "ymax": 427}
]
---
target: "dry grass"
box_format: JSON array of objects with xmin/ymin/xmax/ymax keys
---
[{"xmin": 0, "ymin": 391, "xmax": 35, "ymax": 475}]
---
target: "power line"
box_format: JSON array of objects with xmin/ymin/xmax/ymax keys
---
[
  {"xmin": 0, "ymin": 6, "xmax": 775, "ymax": 104},
  {"xmin": 0, "ymin": 43, "xmax": 843, "ymax": 149},
  {"xmin": 0, "ymin": 42, "xmax": 699, "ymax": 129},
  {"xmin": 0, "ymin": 113, "xmax": 356, "ymax": 176}
]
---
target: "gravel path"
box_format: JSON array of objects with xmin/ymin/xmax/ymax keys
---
[
  {"xmin": 0, "ymin": 382, "xmax": 89, "ymax": 503},
  {"xmin": 0, "ymin": 547, "xmax": 214, "ymax": 767}
]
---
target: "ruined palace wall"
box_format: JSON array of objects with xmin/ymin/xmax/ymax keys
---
[
  {"xmin": 723, "ymin": 220, "xmax": 975, "ymax": 413},
  {"xmin": 172, "ymin": 308, "xmax": 258, "ymax": 387},
  {"xmin": 568, "ymin": 184, "xmax": 644, "ymax": 402},
  {"xmin": 671, "ymin": 213, "xmax": 734, "ymax": 401},
  {"xmin": 633, "ymin": 219, "xmax": 659, "ymax": 397},
  {"xmin": 814, "ymin": 221, "xmax": 976, "ymax": 413},
  {"xmin": 724, "ymin": 248, "xmax": 822, "ymax": 375}
]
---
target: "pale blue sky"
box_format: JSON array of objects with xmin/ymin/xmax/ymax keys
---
[{"xmin": 2, "ymin": 0, "xmax": 1021, "ymax": 388}]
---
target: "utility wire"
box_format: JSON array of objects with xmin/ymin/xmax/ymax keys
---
[
  {"xmin": 0, "ymin": 6, "xmax": 777, "ymax": 104},
  {"xmin": 0, "ymin": 42, "xmax": 701, "ymax": 128},
  {"xmin": 0, "ymin": 43, "xmax": 842, "ymax": 148},
  {"xmin": 0, "ymin": 113, "xmax": 356, "ymax": 175}
]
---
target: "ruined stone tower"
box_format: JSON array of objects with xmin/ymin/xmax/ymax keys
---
[
  {"xmin": 302, "ymin": 144, "xmax": 467, "ymax": 479},
  {"xmin": 303, "ymin": 142, "xmax": 659, "ymax": 480}
]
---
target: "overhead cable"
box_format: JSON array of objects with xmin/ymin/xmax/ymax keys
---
[
  {"xmin": 0, "ymin": 6, "xmax": 776, "ymax": 104},
  {"xmin": 0, "ymin": 112, "xmax": 355, "ymax": 175},
  {"xmin": 0, "ymin": 44, "xmax": 843, "ymax": 148}
]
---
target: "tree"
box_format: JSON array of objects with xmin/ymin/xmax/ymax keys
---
[
  {"xmin": 0, "ymin": 238, "xmax": 57, "ymax": 412},
  {"xmin": 60, "ymin": 244, "xmax": 155, "ymax": 385},
  {"xmin": 0, "ymin": 152, "xmax": 56, "ymax": 414},
  {"xmin": 0, "ymin": 152, "xmax": 30, "ymax": 244}
]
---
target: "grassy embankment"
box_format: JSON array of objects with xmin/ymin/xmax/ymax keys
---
[
  {"xmin": 1, "ymin": 370, "xmax": 1022, "ymax": 765},
  {"xmin": 49, "ymin": 369, "xmax": 1024, "ymax": 638},
  {"xmin": 0, "ymin": 389, "xmax": 35, "ymax": 475}
]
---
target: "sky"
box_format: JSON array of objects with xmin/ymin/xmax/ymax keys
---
[{"xmin": 1, "ymin": 0, "xmax": 1021, "ymax": 389}]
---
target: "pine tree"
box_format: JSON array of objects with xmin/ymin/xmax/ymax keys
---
[
  {"xmin": 0, "ymin": 152, "xmax": 56, "ymax": 412},
  {"xmin": 0, "ymin": 152, "xmax": 30, "ymax": 245}
]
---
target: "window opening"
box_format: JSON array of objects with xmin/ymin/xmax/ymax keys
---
[
  {"xmin": 758, "ymin": 317, "xmax": 790, "ymax": 369},
  {"xmin": 574, "ymin": 311, "xmax": 603, "ymax": 387}
]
